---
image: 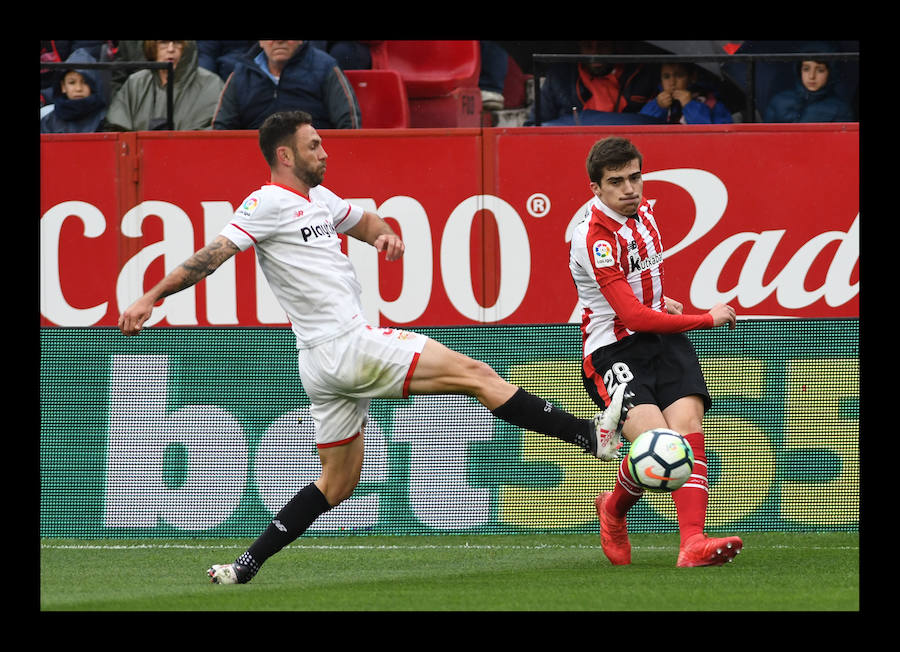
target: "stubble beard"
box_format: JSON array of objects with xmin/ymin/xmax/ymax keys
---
[{"xmin": 294, "ymin": 162, "xmax": 325, "ymax": 188}]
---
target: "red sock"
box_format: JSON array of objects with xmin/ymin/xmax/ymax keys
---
[
  {"xmin": 672, "ymin": 432, "xmax": 709, "ymax": 546},
  {"xmin": 606, "ymin": 455, "xmax": 644, "ymax": 517}
]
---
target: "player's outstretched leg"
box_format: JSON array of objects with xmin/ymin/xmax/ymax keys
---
[
  {"xmin": 413, "ymin": 339, "xmax": 632, "ymax": 459},
  {"xmin": 676, "ymin": 533, "xmax": 744, "ymax": 567}
]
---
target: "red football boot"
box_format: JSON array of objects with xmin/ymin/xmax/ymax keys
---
[
  {"xmin": 676, "ymin": 533, "xmax": 743, "ymax": 567},
  {"xmin": 595, "ymin": 492, "xmax": 631, "ymax": 565}
]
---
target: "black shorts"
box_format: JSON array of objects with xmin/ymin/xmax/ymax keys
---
[{"xmin": 582, "ymin": 332, "xmax": 711, "ymax": 413}]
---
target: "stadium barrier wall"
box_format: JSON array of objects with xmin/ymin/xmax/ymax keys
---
[
  {"xmin": 41, "ymin": 124, "xmax": 858, "ymax": 329},
  {"xmin": 40, "ymin": 321, "xmax": 858, "ymax": 537}
]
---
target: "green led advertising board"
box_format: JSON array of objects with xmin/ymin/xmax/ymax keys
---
[{"xmin": 40, "ymin": 321, "xmax": 858, "ymax": 537}]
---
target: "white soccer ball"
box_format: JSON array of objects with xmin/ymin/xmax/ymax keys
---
[{"xmin": 626, "ymin": 428, "xmax": 694, "ymax": 492}]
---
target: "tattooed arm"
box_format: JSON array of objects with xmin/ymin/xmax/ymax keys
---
[{"xmin": 118, "ymin": 235, "xmax": 241, "ymax": 336}]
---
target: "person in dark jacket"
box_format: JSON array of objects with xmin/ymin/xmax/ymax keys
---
[
  {"xmin": 197, "ymin": 40, "xmax": 257, "ymax": 81},
  {"xmin": 40, "ymin": 48, "xmax": 108, "ymax": 133},
  {"xmin": 527, "ymin": 41, "xmax": 658, "ymax": 126},
  {"xmin": 764, "ymin": 58, "xmax": 854, "ymax": 123},
  {"xmin": 213, "ymin": 40, "xmax": 361, "ymax": 130}
]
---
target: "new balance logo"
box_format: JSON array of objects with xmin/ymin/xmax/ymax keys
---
[{"xmin": 273, "ymin": 519, "xmax": 287, "ymax": 532}]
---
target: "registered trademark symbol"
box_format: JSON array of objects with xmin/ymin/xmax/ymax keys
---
[{"xmin": 526, "ymin": 193, "xmax": 551, "ymax": 218}]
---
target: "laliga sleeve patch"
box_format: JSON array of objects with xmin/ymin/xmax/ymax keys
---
[
  {"xmin": 237, "ymin": 196, "xmax": 260, "ymax": 217},
  {"xmin": 592, "ymin": 240, "xmax": 615, "ymax": 268}
]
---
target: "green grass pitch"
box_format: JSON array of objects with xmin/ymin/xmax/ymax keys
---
[{"xmin": 40, "ymin": 532, "xmax": 858, "ymax": 611}]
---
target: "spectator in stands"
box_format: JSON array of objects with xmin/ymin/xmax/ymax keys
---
[
  {"xmin": 197, "ymin": 40, "xmax": 257, "ymax": 81},
  {"xmin": 526, "ymin": 40, "xmax": 658, "ymax": 125},
  {"xmin": 639, "ymin": 63, "xmax": 733, "ymax": 124},
  {"xmin": 104, "ymin": 40, "xmax": 224, "ymax": 131},
  {"xmin": 41, "ymin": 41, "xmax": 115, "ymax": 106},
  {"xmin": 764, "ymin": 57, "xmax": 854, "ymax": 123},
  {"xmin": 213, "ymin": 40, "xmax": 361, "ymax": 130},
  {"xmin": 40, "ymin": 48, "xmax": 108, "ymax": 133},
  {"xmin": 307, "ymin": 41, "xmax": 373, "ymax": 71},
  {"xmin": 480, "ymin": 41, "xmax": 508, "ymax": 112},
  {"xmin": 107, "ymin": 41, "xmax": 146, "ymax": 100}
]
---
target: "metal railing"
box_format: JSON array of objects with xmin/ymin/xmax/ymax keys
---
[
  {"xmin": 41, "ymin": 61, "xmax": 176, "ymax": 130},
  {"xmin": 532, "ymin": 52, "xmax": 859, "ymax": 126}
]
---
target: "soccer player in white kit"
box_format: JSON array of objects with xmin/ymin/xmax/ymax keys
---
[
  {"xmin": 569, "ymin": 136, "xmax": 743, "ymax": 567},
  {"xmin": 118, "ymin": 111, "xmax": 631, "ymax": 584}
]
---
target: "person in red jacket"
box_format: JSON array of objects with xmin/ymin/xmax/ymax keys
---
[{"xmin": 569, "ymin": 136, "xmax": 744, "ymax": 567}]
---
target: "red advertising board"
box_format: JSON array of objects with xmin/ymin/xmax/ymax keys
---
[{"xmin": 40, "ymin": 123, "xmax": 858, "ymax": 328}]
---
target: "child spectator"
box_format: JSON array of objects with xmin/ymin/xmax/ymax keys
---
[
  {"xmin": 640, "ymin": 62, "xmax": 733, "ymax": 124},
  {"xmin": 764, "ymin": 58, "xmax": 854, "ymax": 123},
  {"xmin": 40, "ymin": 48, "xmax": 108, "ymax": 133}
]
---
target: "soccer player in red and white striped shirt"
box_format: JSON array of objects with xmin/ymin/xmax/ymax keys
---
[{"xmin": 569, "ymin": 136, "xmax": 743, "ymax": 567}]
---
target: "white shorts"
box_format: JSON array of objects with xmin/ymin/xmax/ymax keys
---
[{"xmin": 297, "ymin": 323, "xmax": 428, "ymax": 448}]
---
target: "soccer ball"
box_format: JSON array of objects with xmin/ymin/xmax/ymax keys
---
[{"xmin": 626, "ymin": 428, "xmax": 694, "ymax": 492}]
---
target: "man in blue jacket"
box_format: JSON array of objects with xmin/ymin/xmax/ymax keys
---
[{"xmin": 213, "ymin": 40, "xmax": 361, "ymax": 130}]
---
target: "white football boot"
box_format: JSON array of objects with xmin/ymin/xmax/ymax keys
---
[
  {"xmin": 207, "ymin": 562, "xmax": 251, "ymax": 584},
  {"xmin": 590, "ymin": 383, "xmax": 633, "ymax": 461}
]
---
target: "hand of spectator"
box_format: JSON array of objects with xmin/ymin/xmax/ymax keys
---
[{"xmin": 673, "ymin": 89, "xmax": 693, "ymax": 106}]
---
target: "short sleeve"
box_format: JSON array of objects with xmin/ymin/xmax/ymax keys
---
[
  {"xmin": 312, "ymin": 185, "xmax": 363, "ymax": 233},
  {"xmin": 333, "ymin": 202, "xmax": 364, "ymax": 233},
  {"xmin": 220, "ymin": 192, "xmax": 280, "ymax": 250}
]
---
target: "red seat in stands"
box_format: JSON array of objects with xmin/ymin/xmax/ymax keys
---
[
  {"xmin": 369, "ymin": 40, "xmax": 481, "ymax": 98},
  {"xmin": 344, "ymin": 69, "xmax": 410, "ymax": 129}
]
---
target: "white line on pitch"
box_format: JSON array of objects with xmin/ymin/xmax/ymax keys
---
[{"xmin": 39, "ymin": 542, "xmax": 859, "ymax": 551}]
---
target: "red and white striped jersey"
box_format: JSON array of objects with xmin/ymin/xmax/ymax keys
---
[{"xmin": 569, "ymin": 195, "xmax": 710, "ymax": 357}]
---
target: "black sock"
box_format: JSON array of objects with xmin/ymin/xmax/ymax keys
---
[
  {"xmin": 491, "ymin": 387, "xmax": 592, "ymax": 450},
  {"xmin": 240, "ymin": 482, "xmax": 332, "ymax": 577}
]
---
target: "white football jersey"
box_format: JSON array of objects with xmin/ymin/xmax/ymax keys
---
[{"xmin": 220, "ymin": 182, "xmax": 365, "ymax": 348}]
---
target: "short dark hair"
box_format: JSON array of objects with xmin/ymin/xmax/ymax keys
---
[
  {"xmin": 259, "ymin": 110, "xmax": 314, "ymax": 167},
  {"xmin": 586, "ymin": 137, "xmax": 643, "ymax": 184}
]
